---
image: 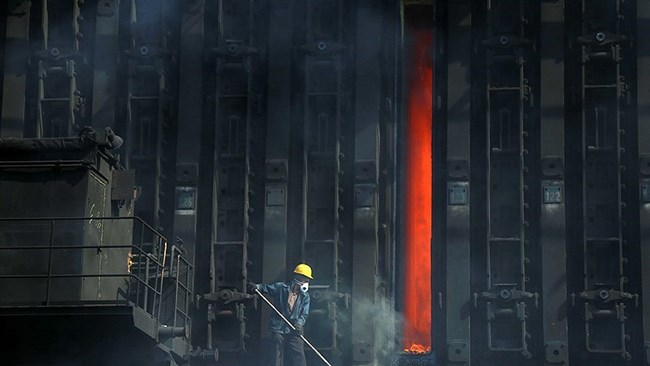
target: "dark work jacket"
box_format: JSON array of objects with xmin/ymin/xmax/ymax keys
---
[{"xmin": 258, "ymin": 282, "xmax": 310, "ymax": 334}]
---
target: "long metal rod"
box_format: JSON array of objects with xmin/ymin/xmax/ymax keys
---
[
  {"xmin": 45, "ymin": 220, "xmax": 55, "ymax": 305},
  {"xmin": 254, "ymin": 289, "xmax": 332, "ymax": 366}
]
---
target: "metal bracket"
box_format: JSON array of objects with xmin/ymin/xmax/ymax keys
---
[
  {"xmin": 266, "ymin": 159, "xmax": 288, "ymax": 181},
  {"xmin": 577, "ymin": 31, "xmax": 626, "ymax": 48},
  {"xmin": 474, "ymin": 286, "xmax": 539, "ymax": 309},
  {"xmin": 354, "ymin": 160, "xmax": 378, "ymax": 182},
  {"xmin": 311, "ymin": 288, "xmax": 350, "ymax": 309},
  {"xmin": 299, "ymin": 41, "xmax": 346, "ymax": 55},
  {"xmin": 448, "ymin": 341, "xmax": 469, "ymax": 362},
  {"xmin": 570, "ymin": 289, "xmax": 636, "ymax": 358},
  {"xmin": 352, "ymin": 342, "xmax": 373, "ymax": 362},
  {"xmin": 447, "ymin": 158, "xmax": 469, "ymax": 180},
  {"xmin": 355, "ymin": 184, "xmax": 376, "ymax": 208},
  {"xmin": 203, "ymin": 289, "xmax": 254, "ymax": 305},
  {"xmin": 97, "ymin": 0, "xmax": 117, "ymax": 16},
  {"xmin": 542, "ymin": 156, "xmax": 563, "ymax": 178},
  {"xmin": 573, "ymin": 288, "xmax": 638, "ymax": 307},
  {"xmin": 213, "ymin": 41, "xmax": 259, "ymax": 58},
  {"xmin": 483, "ymin": 34, "xmax": 532, "ymax": 49},
  {"xmin": 545, "ymin": 341, "xmax": 567, "ymax": 364},
  {"xmin": 176, "ymin": 163, "xmax": 198, "ymax": 183},
  {"xmin": 266, "ymin": 187, "xmax": 285, "ymax": 206}
]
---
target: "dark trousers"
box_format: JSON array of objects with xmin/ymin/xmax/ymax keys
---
[{"xmin": 270, "ymin": 331, "xmax": 306, "ymax": 366}]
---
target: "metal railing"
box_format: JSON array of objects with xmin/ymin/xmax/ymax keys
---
[
  {"xmin": 0, "ymin": 216, "xmax": 190, "ymax": 331},
  {"xmin": 160, "ymin": 245, "xmax": 194, "ymax": 333}
]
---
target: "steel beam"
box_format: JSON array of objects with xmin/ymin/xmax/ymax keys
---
[
  {"xmin": 351, "ymin": 0, "xmax": 381, "ymax": 363},
  {"xmin": 540, "ymin": 1, "xmax": 569, "ymax": 365},
  {"xmin": 445, "ymin": 1, "xmax": 471, "ymax": 364},
  {"xmin": 173, "ymin": 0, "xmax": 203, "ymax": 276},
  {"xmin": 91, "ymin": 0, "xmax": 120, "ymax": 130},
  {"xmin": 261, "ymin": 0, "xmax": 293, "ymax": 335},
  {"xmin": 1, "ymin": 0, "xmax": 31, "ymax": 137}
]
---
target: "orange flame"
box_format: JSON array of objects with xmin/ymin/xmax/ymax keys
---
[
  {"xmin": 404, "ymin": 344, "xmax": 432, "ymax": 354},
  {"xmin": 404, "ymin": 29, "xmax": 433, "ymax": 353}
]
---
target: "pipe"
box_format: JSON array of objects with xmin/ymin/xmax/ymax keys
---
[{"xmin": 158, "ymin": 325, "xmax": 189, "ymax": 339}]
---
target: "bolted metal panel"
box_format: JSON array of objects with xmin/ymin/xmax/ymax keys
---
[
  {"xmin": 0, "ymin": 149, "xmax": 116, "ymax": 305},
  {"xmin": 112, "ymin": 169, "xmax": 136, "ymax": 201}
]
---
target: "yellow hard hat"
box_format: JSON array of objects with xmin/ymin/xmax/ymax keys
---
[{"xmin": 293, "ymin": 263, "xmax": 313, "ymax": 280}]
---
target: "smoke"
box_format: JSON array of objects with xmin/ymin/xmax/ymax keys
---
[
  {"xmin": 373, "ymin": 296, "xmax": 404, "ymax": 359},
  {"xmin": 342, "ymin": 295, "xmax": 405, "ymax": 363}
]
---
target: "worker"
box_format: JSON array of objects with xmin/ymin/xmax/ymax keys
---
[{"xmin": 249, "ymin": 263, "xmax": 313, "ymax": 366}]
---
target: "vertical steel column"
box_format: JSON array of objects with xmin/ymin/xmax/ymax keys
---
[
  {"xmin": 192, "ymin": 0, "xmax": 215, "ymax": 350},
  {"xmin": 173, "ymin": 0, "xmax": 203, "ymax": 277},
  {"xmin": 262, "ymin": 0, "xmax": 293, "ymax": 337},
  {"xmin": 300, "ymin": 0, "xmax": 350, "ymax": 357},
  {"xmin": 445, "ymin": 1, "xmax": 471, "ymax": 364},
  {"xmin": 473, "ymin": 0, "xmax": 538, "ymax": 361},
  {"xmin": 638, "ymin": 1, "xmax": 650, "ymax": 363},
  {"xmin": 432, "ymin": 0, "xmax": 448, "ymax": 359},
  {"xmin": 207, "ymin": 0, "xmax": 259, "ymax": 354},
  {"xmin": 92, "ymin": 0, "xmax": 120, "ymax": 130},
  {"xmin": 0, "ymin": 5, "xmax": 6, "ymax": 120},
  {"xmin": 1, "ymin": 0, "xmax": 31, "ymax": 137},
  {"xmin": 351, "ymin": 0, "xmax": 381, "ymax": 363},
  {"xmin": 540, "ymin": 1, "xmax": 569, "ymax": 365}
]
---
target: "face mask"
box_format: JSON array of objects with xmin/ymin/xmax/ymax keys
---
[{"xmin": 300, "ymin": 282, "xmax": 309, "ymax": 293}]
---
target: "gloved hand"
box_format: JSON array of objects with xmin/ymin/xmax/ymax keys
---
[
  {"xmin": 293, "ymin": 323, "xmax": 303, "ymax": 335},
  {"xmin": 247, "ymin": 281, "xmax": 259, "ymax": 293}
]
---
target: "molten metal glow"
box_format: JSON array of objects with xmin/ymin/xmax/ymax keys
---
[
  {"xmin": 403, "ymin": 29, "xmax": 433, "ymax": 354},
  {"xmin": 405, "ymin": 344, "xmax": 432, "ymax": 354}
]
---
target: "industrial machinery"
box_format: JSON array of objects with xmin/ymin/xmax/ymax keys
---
[
  {"xmin": 0, "ymin": 129, "xmax": 194, "ymax": 365},
  {"xmin": 0, "ymin": 1, "xmax": 649, "ymax": 366}
]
